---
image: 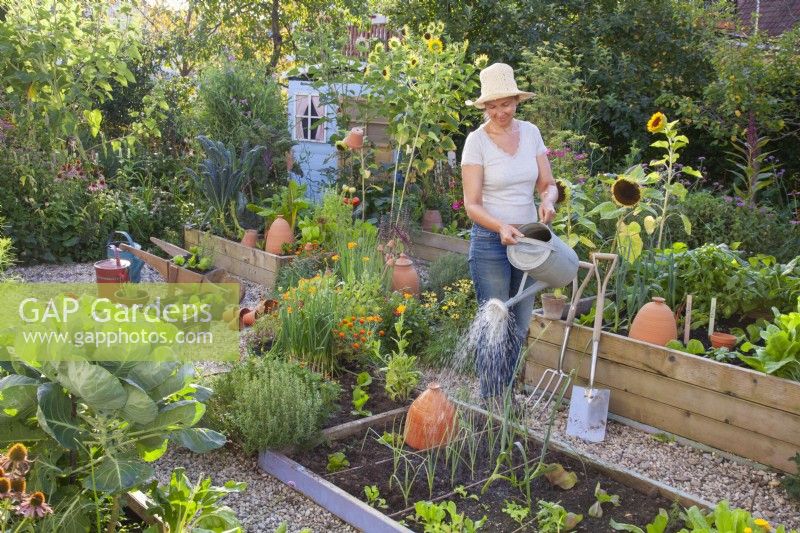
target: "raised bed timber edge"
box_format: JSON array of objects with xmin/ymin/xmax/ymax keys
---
[
  {"xmin": 259, "ymin": 403, "xmax": 712, "ymax": 533},
  {"xmin": 525, "ymin": 315, "xmax": 800, "ymax": 473},
  {"xmin": 409, "ymin": 230, "xmax": 469, "ymax": 262},
  {"xmin": 183, "ymin": 227, "xmax": 294, "ymax": 289}
]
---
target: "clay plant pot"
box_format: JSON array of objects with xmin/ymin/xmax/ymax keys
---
[
  {"xmin": 239, "ymin": 307, "xmax": 255, "ymax": 328},
  {"xmin": 343, "ymin": 127, "xmax": 365, "ymax": 149},
  {"xmin": 421, "ymin": 209, "xmax": 444, "ymax": 232},
  {"xmin": 265, "ymin": 215, "xmax": 294, "ymax": 255},
  {"xmin": 710, "ymin": 331, "xmax": 737, "ymax": 350},
  {"xmin": 403, "ymin": 382, "xmax": 458, "ymax": 450},
  {"xmin": 541, "ymin": 293, "xmax": 568, "ymax": 320},
  {"xmin": 241, "ymin": 229, "xmax": 259, "ymax": 248},
  {"xmin": 113, "ymin": 288, "xmax": 149, "ymax": 307},
  {"xmin": 628, "ymin": 296, "xmax": 677, "ymax": 346},
  {"xmin": 391, "ymin": 253, "xmax": 420, "ymax": 296}
]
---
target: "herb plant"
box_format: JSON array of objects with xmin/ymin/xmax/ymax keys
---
[
  {"xmin": 535, "ymin": 500, "xmax": 583, "ymax": 533},
  {"xmin": 351, "ymin": 371, "xmax": 373, "ymax": 417},
  {"xmin": 364, "ymin": 485, "xmax": 388, "ymax": 510},
  {"xmin": 609, "ymin": 508, "xmax": 669, "ymax": 533},
  {"xmin": 588, "ymin": 482, "xmax": 620, "ymax": 518},
  {"xmin": 738, "ymin": 302, "xmax": 800, "ymax": 381},
  {"xmin": 382, "ymin": 314, "xmax": 421, "ymax": 402},
  {"xmin": 413, "ymin": 500, "xmax": 486, "ymax": 533},
  {"xmin": 502, "ymin": 500, "xmax": 530, "ymax": 527}
]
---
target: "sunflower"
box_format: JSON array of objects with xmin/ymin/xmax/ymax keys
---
[
  {"xmin": 554, "ymin": 179, "xmax": 570, "ymax": 204},
  {"xmin": 381, "ymin": 66, "xmax": 391, "ymax": 80},
  {"xmin": 611, "ymin": 176, "xmax": 642, "ymax": 207},
  {"xmin": 427, "ymin": 38, "xmax": 443, "ymax": 54},
  {"xmin": 407, "ymin": 54, "xmax": 420, "ymax": 68},
  {"xmin": 423, "ymin": 32, "xmax": 432, "ymax": 42},
  {"xmin": 474, "ymin": 54, "xmax": 489, "ymax": 68},
  {"xmin": 335, "ymin": 140, "xmax": 348, "ymax": 152},
  {"xmin": 647, "ymin": 111, "xmax": 667, "ymax": 133},
  {"xmin": 388, "ymin": 37, "xmax": 401, "ymax": 50}
]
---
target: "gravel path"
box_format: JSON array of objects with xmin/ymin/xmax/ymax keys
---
[{"xmin": 10, "ymin": 262, "xmax": 356, "ymax": 533}]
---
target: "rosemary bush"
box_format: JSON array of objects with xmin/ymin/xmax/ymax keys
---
[
  {"xmin": 425, "ymin": 253, "xmax": 471, "ymax": 297},
  {"xmin": 207, "ymin": 356, "xmax": 340, "ymax": 453}
]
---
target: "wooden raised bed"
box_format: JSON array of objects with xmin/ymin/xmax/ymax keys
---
[
  {"xmin": 409, "ymin": 230, "xmax": 468, "ymax": 262},
  {"xmin": 184, "ymin": 227, "xmax": 294, "ymax": 288},
  {"xmin": 525, "ymin": 316, "xmax": 800, "ymax": 473}
]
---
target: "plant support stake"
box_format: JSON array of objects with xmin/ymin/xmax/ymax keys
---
[
  {"xmin": 683, "ymin": 294, "xmax": 692, "ymax": 345},
  {"xmin": 707, "ymin": 297, "xmax": 717, "ymax": 338}
]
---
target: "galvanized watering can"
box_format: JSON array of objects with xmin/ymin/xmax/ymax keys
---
[{"xmin": 504, "ymin": 223, "xmax": 579, "ymax": 307}]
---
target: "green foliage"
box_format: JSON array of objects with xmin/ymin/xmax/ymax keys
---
[
  {"xmin": 351, "ymin": 371, "xmax": 372, "ymax": 417},
  {"xmin": 195, "ymin": 59, "xmax": 291, "ymax": 184},
  {"xmin": 738, "ymin": 302, "xmax": 800, "ymax": 381},
  {"xmin": 144, "ymin": 467, "xmax": 246, "ymax": 533},
  {"xmin": 275, "ymin": 253, "xmax": 327, "ymax": 290},
  {"xmin": 413, "ymin": 500, "xmax": 487, "ymax": 533},
  {"xmin": 206, "ymin": 356, "xmax": 340, "ymax": 453},
  {"xmin": 728, "ymin": 133, "xmax": 779, "ymax": 208},
  {"xmin": 782, "ymin": 453, "xmax": 800, "ymax": 501},
  {"xmin": 326, "ymin": 451, "xmax": 349, "ymax": 473},
  {"xmin": 665, "ymin": 339, "xmax": 706, "ymax": 356},
  {"xmin": 425, "ymin": 254, "xmax": 470, "ymax": 297},
  {"xmin": 502, "ymin": 500, "xmax": 530, "ymax": 527},
  {"xmin": 186, "ymin": 135, "xmax": 266, "ymax": 238},
  {"xmin": 587, "ymin": 482, "xmax": 620, "ymax": 518},
  {"xmin": 364, "ymin": 484, "xmax": 388, "ymax": 510},
  {"xmin": 247, "ymin": 180, "xmax": 310, "ymax": 231},
  {"xmin": 667, "ymin": 190, "xmax": 800, "ymax": 263},
  {"xmin": 381, "ymin": 314, "xmax": 421, "ymax": 402},
  {"xmin": 173, "ymin": 246, "xmax": 214, "ymax": 272},
  {"xmin": 534, "ymin": 500, "xmax": 583, "ymax": 533},
  {"xmin": 419, "ymin": 280, "xmax": 476, "ymax": 368},
  {"xmin": 609, "ymin": 508, "xmax": 669, "ymax": 533},
  {"xmin": 675, "ymin": 500, "xmax": 797, "ymax": 533}
]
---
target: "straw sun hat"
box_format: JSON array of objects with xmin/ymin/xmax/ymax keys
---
[{"xmin": 466, "ymin": 63, "xmax": 533, "ymax": 109}]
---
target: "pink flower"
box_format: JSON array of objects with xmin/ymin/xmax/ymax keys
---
[
  {"xmin": 17, "ymin": 492, "xmax": 53, "ymax": 519},
  {"xmin": 451, "ymin": 200, "xmax": 463, "ymax": 210}
]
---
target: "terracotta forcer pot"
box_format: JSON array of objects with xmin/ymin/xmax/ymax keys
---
[
  {"xmin": 391, "ymin": 253, "xmax": 420, "ymax": 296},
  {"xmin": 421, "ymin": 209, "xmax": 443, "ymax": 232},
  {"xmin": 404, "ymin": 382, "xmax": 458, "ymax": 450},
  {"xmin": 628, "ymin": 296, "xmax": 677, "ymax": 346},
  {"xmin": 265, "ymin": 215, "xmax": 294, "ymax": 255},
  {"xmin": 710, "ymin": 331, "xmax": 737, "ymax": 350},
  {"xmin": 241, "ymin": 229, "xmax": 259, "ymax": 248},
  {"xmin": 343, "ymin": 127, "xmax": 365, "ymax": 149}
]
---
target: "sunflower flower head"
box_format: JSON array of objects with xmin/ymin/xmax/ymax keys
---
[
  {"xmin": 554, "ymin": 179, "xmax": 570, "ymax": 204},
  {"xmin": 611, "ymin": 176, "xmax": 642, "ymax": 207},
  {"xmin": 335, "ymin": 140, "xmax": 348, "ymax": 152},
  {"xmin": 647, "ymin": 111, "xmax": 667, "ymax": 133},
  {"xmin": 407, "ymin": 54, "xmax": 420, "ymax": 68},
  {"xmin": 381, "ymin": 66, "xmax": 391, "ymax": 80},
  {"xmin": 427, "ymin": 38, "xmax": 443, "ymax": 54},
  {"xmin": 474, "ymin": 54, "xmax": 489, "ymax": 68},
  {"xmin": 388, "ymin": 37, "xmax": 401, "ymax": 50},
  {"xmin": 423, "ymin": 32, "xmax": 432, "ymax": 42}
]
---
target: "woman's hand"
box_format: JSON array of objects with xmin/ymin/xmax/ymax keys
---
[
  {"xmin": 538, "ymin": 201, "xmax": 556, "ymax": 225},
  {"xmin": 499, "ymin": 224, "xmax": 524, "ymax": 245}
]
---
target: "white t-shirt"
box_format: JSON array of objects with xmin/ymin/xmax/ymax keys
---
[{"xmin": 460, "ymin": 120, "xmax": 548, "ymax": 225}]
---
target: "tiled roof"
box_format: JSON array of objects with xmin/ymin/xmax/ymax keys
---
[{"xmin": 737, "ymin": 0, "xmax": 800, "ymax": 36}]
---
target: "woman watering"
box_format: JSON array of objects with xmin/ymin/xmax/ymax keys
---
[{"xmin": 461, "ymin": 63, "xmax": 558, "ymax": 400}]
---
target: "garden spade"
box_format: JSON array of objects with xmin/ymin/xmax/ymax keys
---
[{"xmin": 566, "ymin": 252, "xmax": 618, "ymax": 443}]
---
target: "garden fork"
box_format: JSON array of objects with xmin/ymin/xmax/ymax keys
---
[{"xmin": 524, "ymin": 260, "xmax": 595, "ymax": 418}]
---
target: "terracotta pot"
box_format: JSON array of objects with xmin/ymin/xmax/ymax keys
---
[
  {"xmin": 265, "ymin": 215, "xmax": 294, "ymax": 255},
  {"xmin": 628, "ymin": 296, "xmax": 677, "ymax": 346},
  {"xmin": 403, "ymin": 382, "xmax": 458, "ymax": 450},
  {"xmin": 710, "ymin": 331, "xmax": 737, "ymax": 350},
  {"xmin": 391, "ymin": 253, "xmax": 420, "ymax": 296},
  {"xmin": 343, "ymin": 127, "xmax": 365, "ymax": 149},
  {"xmin": 239, "ymin": 307, "xmax": 254, "ymax": 328},
  {"xmin": 241, "ymin": 229, "xmax": 259, "ymax": 248},
  {"xmin": 421, "ymin": 209, "xmax": 443, "ymax": 232},
  {"xmin": 541, "ymin": 293, "xmax": 567, "ymax": 320}
]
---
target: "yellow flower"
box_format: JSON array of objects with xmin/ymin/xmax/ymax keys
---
[
  {"xmin": 403, "ymin": 292, "xmax": 413, "ymax": 299},
  {"xmin": 474, "ymin": 54, "xmax": 489, "ymax": 68},
  {"xmin": 647, "ymin": 111, "xmax": 667, "ymax": 133},
  {"xmin": 362, "ymin": 256, "xmax": 370, "ymax": 262},
  {"xmin": 347, "ymin": 242, "xmax": 357, "ymax": 250},
  {"xmin": 381, "ymin": 66, "xmax": 391, "ymax": 80},
  {"xmin": 753, "ymin": 518, "xmax": 771, "ymax": 530},
  {"xmin": 395, "ymin": 304, "xmax": 407, "ymax": 315},
  {"xmin": 427, "ymin": 38, "xmax": 443, "ymax": 54},
  {"xmin": 388, "ymin": 37, "xmax": 401, "ymax": 49},
  {"xmin": 331, "ymin": 255, "xmax": 339, "ymax": 261},
  {"xmin": 555, "ymin": 179, "xmax": 570, "ymax": 204},
  {"xmin": 745, "ymin": 528, "xmax": 753, "ymax": 533},
  {"xmin": 407, "ymin": 54, "xmax": 420, "ymax": 68},
  {"xmin": 286, "ymin": 306, "xmax": 293, "ymax": 314}
]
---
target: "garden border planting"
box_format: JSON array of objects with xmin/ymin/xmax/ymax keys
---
[
  {"xmin": 184, "ymin": 227, "xmax": 294, "ymax": 288},
  {"xmin": 409, "ymin": 230, "xmax": 469, "ymax": 262},
  {"xmin": 259, "ymin": 400, "xmax": 714, "ymax": 533},
  {"xmin": 525, "ymin": 316, "xmax": 800, "ymax": 473}
]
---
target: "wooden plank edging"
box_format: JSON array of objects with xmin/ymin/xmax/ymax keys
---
[
  {"xmin": 409, "ymin": 230, "xmax": 469, "ymax": 261},
  {"xmin": 323, "ymin": 406, "xmax": 408, "ymax": 441}
]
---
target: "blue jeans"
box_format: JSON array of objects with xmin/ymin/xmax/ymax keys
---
[{"xmin": 468, "ymin": 224, "xmax": 536, "ymax": 398}]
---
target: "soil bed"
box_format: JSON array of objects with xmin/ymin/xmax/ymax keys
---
[
  {"xmin": 291, "ymin": 413, "xmax": 679, "ymax": 532},
  {"xmin": 324, "ymin": 364, "xmax": 412, "ymax": 429}
]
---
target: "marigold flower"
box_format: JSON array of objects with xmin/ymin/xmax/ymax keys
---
[
  {"xmin": 647, "ymin": 111, "xmax": 667, "ymax": 133},
  {"xmin": 286, "ymin": 306, "xmax": 293, "ymax": 314},
  {"xmin": 347, "ymin": 242, "xmax": 357, "ymax": 250},
  {"xmin": 753, "ymin": 518, "xmax": 771, "ymax": 530},
  {"xmin": 359, "ymin": 329, "xmax": 366, "ymax": 335},
  {"xmin": 395, "ymin": 304, "xmax": 407, "ymax": 315},
  {"xmin": 403, "ymin": 292, "xmax": 413, "ymax": 299},
  {"xmin": 352, "ymin": 342, "xmax": 360, "ymax": 350},
  {"xmin": 338, "ymin": 332, "xmax": 345, "ymax": 338},
  {"xmin": 332, "ymin": 254, "xmax": 340, "ymax": 261},
  {"xmin": 611, "ymin": 176, "xmax": 642, "ymax": 207},
  {"xmin": 17, "ymin": 491, "xmax": 53, "ymax": 518},
  {"xmin": 427, "ymin": 38, "xmax": 443, "ymax": 54},
  {"xmin": 359, "ymin": 318, "xmax": 365, "ymax": 324},
  {"xmin": 379, "ymin": 330, "xmax": 385, "ymax": 336}
]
